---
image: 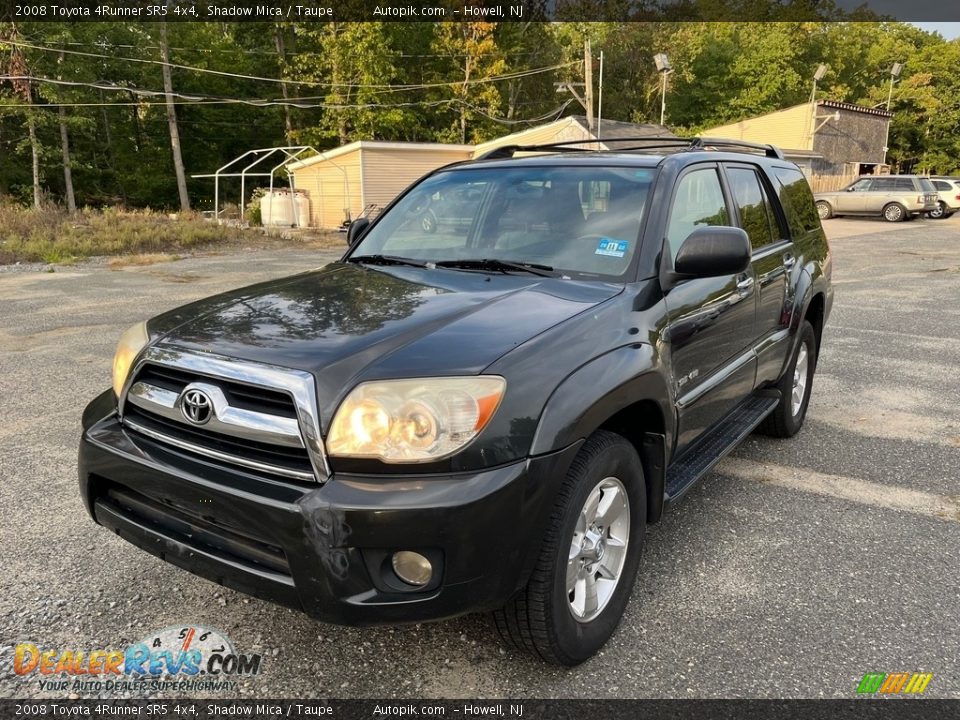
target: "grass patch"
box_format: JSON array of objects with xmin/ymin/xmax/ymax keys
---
[
  {"xmin": 108, "ymin": 253, "xmax": 183, "ymax": 269},
  {"xmin": 0, "ymin": 202, "xmax": 260, "ymax": 265}
]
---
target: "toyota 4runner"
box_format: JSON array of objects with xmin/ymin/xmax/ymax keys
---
[{"xmin": 80, "ymin": 137, "xmax": 833, "ymax": 665}]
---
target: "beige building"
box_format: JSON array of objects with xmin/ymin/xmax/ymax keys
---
[
  {"xmin": 702, "ymin": 100, "xmax": 892, "ymax": 184},
  {"xmin": 472, "ymin": 115, "xmax": 673, "ymax": 158},
  {"xmin": 287, "ymin": 141, "xmax": 473, "ymax": 229},
  {"xmin": 287, "ymin": 117, "xmax": 673, "ymax": 229}
]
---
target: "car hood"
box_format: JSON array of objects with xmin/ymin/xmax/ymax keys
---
[{"xmin": 150, "ymin": 262, "xmax": 622, "ymax": 412}]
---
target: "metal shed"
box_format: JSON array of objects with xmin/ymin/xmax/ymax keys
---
[{"xmin": 286, "ymin": 141, "xmax": 474, "ymax": 230}]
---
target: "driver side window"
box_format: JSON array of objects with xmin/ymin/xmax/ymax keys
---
[{"xmin": 666, "ymin": 167, "xmax": 730, "ymax": 260}]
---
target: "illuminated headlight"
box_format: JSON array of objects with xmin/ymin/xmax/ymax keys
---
[
  {"xmin": 326, "ymin": 376, "xmax": 506, "ymax": 462},
  {"xmin": 111, "ymin": 321, "xmax": 149, "ymax": 398}
]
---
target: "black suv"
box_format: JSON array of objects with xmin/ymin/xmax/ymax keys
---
[{"xmin": 80, "ymin": 138, "xmax": 832, "ymax": 665}]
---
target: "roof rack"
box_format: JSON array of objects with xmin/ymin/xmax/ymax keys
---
[{"xmin": 474, "ymin": 136, "xmax": 785, "ymax": 161}]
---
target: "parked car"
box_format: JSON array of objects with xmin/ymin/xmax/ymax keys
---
[
  {"xmin": 814, "ymin": 175, "xmax": 938, "ymax": 222},
  {"xmin": 928, "ymin": 177, "xmax": 960, "ymax": 219},
  {"xmin": 80, "ymin": 138, "xmax": 832, "ymax": 666},
  {"xmin": 417, "ymin": 185, "xmax": 485, "ymax": 233}
]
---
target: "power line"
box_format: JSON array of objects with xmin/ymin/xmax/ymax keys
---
[
  {"xmin": 6, "ymin": 40, "xmax": 577, "ymax": 92},
  {"xmin": 22, "ymin": 37, "xmax": 554, "ymax": 60}
]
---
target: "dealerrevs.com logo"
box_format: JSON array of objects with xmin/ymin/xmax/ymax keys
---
[{"xmin": 12, "ymin": 625, "xmax": 262, "ymax": 694}]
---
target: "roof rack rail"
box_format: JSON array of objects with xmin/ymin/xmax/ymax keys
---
[
  {"xmin": 693, "ymin": 137, "xmax": 785, "ymax": 160},
  {"xmin": 474, "ymin": 136, "xmax": 785, "ymax": 161}
]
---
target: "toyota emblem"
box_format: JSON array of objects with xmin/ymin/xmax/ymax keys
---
[{"xmin": 180, "ymin": 388, "xmax": 213, "ymax": 425}]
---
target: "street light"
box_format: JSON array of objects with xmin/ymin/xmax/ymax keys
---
[
  {"xmin": 654, "ymin": 53, "xmax": 672, "ymax": 127},
  {"xmin": 883, "ymin": 62, "xmax": 904, "ymax": 166},
  {"xmin": 808, "ymin": 64, "xmax": 828, "ymax": 146}
]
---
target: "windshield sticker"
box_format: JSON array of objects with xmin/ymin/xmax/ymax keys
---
[{"xmin": 595, "ymin": 238, "xmax": 628, "ymax": 258}]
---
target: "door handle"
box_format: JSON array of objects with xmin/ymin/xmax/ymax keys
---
[
  {"xmin": 783, "ymin": 253, "xmax": 796, "ymax": 270},
  {"xmin": 736, "ymin": 276, "xmax": 755, "ymax": 295}
]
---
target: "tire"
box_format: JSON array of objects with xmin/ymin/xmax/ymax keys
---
[
  {"xmin": 421, "ymin": 211, "xmax": 437, "ymax": 234},
  {"xmin": 757, "ymin": 320, "xmax": 817, "ymax": 438},
  {"xmin": 815, "ymin": 201, "xmax": 833, "ymax": 220},
  {"xmin": 928, "ymin": 201, "xmax": 946, "ymax": 220},
  {"xmin": 493, "ymin": 431, "xmax": 646, "ymax": 666},
  {"xmin": 882, "ymin": 202, "xmax": 906, "ymax": 222}
]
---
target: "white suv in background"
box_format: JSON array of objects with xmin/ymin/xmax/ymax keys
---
[{"xmin": 929, "ymin": 177, "xmax": 960, "ymax": 220}]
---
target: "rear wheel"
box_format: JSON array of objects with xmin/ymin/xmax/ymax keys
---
[
  {"xmin": 882, "ymin": 202, "xmax": 906, "ymax": 222},
  {"xmin": 421, "ymin": 211, "xmax": 438, "ymax": 233},
  {"xmin": 757, "ymin": 320, "xmax": 817, "ymax": 438},
  {"xmin": 493, "ymin": 431, "xmax": 645, "ymax": 666},
  {"xmin": 815, "ymin": 201, "xmax": 833, "ymax": 220}
]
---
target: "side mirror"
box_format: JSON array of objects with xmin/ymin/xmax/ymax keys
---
[
  {"xmin": 847, "ymin": 186, "xmax": 856, "ymax": 192},
  {"xmin": 347, "ymin": 217, "xmax": 370, "ymax": 246},
  {"xmin": 673, "ymin": 226, "xmax": 751, "ymax": 278}
]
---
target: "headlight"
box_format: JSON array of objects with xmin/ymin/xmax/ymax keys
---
[
  {"xmin": 326, "ymin": 376, "xmax": 506, "ymax": 462},
  {"xmin": 111, "ymin": 321, "xmax": 149, "ymax": 398}
]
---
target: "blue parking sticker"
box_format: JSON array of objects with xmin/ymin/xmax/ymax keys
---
[{"xmin": 595, "ymin": 238, "xmax": 628, "ymax": 258}]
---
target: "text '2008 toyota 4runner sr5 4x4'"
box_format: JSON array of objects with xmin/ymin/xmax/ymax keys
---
[{"xmin": 80, "ymin": 137, "xmax": 832, "ymax": 665}]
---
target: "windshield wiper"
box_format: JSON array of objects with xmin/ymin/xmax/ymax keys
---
[
  {"xmin": 433, "ymin": 258, "xmax": 557, "ymax": 278},
  {"xmin": 347, "ymin": 254, "xmax": 428, "ymax": 268}
]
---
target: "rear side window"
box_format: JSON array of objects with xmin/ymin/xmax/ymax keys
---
[
  {"xmin": 893, "ymin": 177, "xmax": 915, "ymax": 191},
  {"xmin": 666, "ymin": 167, "xmax": 730, "ymax": 259},
  {"xmin": 726, "ymin": 167, "xmax": 779, "ymax": 249},
  {"xmin": 933, "ymin": 180, "xmax": 951, "ymax": 191},
  {"xmin": 773, "ymin": 168, "xmax": 820, "ymax": 236}
]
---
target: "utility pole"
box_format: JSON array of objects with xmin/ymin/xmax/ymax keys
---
[
  {"xmin": 882, "ymin": 62, "xmax": 903, "ymax": 167},
  {"xmin": 160, "ymin": 14, "xmax": 191, "ymax": 212},
  {"xmin": 584, "ymin": 39, "xmax": 594, "ymax": 135},
  {"xmin": 597, "ymin": 51, "xmax": 604, "ymax": 141},
  {"xmin": 57, "ymin": 52, "xmax": 76, "ymax": 213}
]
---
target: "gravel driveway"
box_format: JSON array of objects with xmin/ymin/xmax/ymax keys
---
[{"xmin": 2, "ymin": 218, "xmax": 959, "ymax": 699}]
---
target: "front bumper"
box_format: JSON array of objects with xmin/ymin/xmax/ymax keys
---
[{"xmin": 79, "ymin": 391, "xmax": 579, "ymax": 625}]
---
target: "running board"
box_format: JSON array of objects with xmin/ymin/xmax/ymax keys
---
[{"xmin": 665, "ymin": 393, "xmax": 780, "ymax": 501}]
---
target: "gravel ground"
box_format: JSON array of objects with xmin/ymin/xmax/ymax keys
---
[{"xmin": 1, "ymin": 217, "xmax": 958, "ymax": 699}]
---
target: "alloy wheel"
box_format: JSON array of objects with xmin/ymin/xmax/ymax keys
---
[
  {"xmin": 567, "ymin": 476, "xmax": 630, "ymax": 623},
  {"xmin": 791, "ymin": 343, "xmax": 809, "ymax": 417}
]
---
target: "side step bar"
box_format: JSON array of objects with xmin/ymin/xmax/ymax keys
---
[{"xmin": 665, "ymin": 392, "xmax": 780, "ymax": 502}]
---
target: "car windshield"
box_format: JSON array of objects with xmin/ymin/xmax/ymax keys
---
[{"xmin": 350, "ymin": 166, "xmax": 656, "ymax": 280}]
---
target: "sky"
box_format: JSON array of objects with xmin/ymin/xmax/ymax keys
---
[{"xmin": 912, "ymin": 23, "xmax": 960, "ymax": 39}]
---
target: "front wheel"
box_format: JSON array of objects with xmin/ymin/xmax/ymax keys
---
[
  {"xmin": 493, "ymin": 431, "xmax": 646, "ymax": 666},
  {"xmin": 927, "ymin": 202, "xmax": 946, "ymax": 220},
  {"xmin": 757, "ymin": 320, "xmax": 817, "ymax": 438},
  {"xmin": 816, "ymin": 201, "xmax": 833, "ymax": 220}
]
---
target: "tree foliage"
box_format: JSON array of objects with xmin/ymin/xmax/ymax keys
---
[{"xmin": 2, "ymin": 20, "xmax": 959, "ymax": 210}]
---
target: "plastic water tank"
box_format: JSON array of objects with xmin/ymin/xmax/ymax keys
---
[
  {"xmin": 260, "ymin": 190, "xmax": 310, "ymax": 227},
  {"xmin": 260, "ymin": 191, "xmax": 292, "ymax": 227},
  {"xmin": 292, "ymin": 192, "xmax": 310, "ymax": 228}
]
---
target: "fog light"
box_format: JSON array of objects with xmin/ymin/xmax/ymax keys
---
[{"xmin": 391, "ymin": 551, "xmax": 432, "ymax": 586}]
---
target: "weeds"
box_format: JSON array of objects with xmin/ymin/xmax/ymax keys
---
[{"xmin": 0, "ymin": 202, "xmax": 256, "ymax": 264}]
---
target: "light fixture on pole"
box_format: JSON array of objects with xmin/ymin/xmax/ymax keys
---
[
  {"xmin": 808, "ymin": 64, "xmax": 828, "ymax": 146},
  {"xmin": 882, "ymin": 62, "xmax": 904, "ymax": 166},
  {"xmin": 654, "ymin": 53, "xmax": 672, "ymax": 127}
]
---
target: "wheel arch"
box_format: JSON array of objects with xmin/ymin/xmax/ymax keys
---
[{"xmin": 530, "ymin": 344, "xmax": 673, "ymax": 524}]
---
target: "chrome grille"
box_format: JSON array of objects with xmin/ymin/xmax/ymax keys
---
[{"xmin": 119, "ymin": 347, "xmax": 329, "ymax": 482}]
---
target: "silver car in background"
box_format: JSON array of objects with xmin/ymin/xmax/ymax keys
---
[
  {"xmin": 928, "ymin": 177, "xmax": 960, "ymax": 220},
  {"xmin": 814, "ymin": 175, "xmax": 939, "ymax": 222}
]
